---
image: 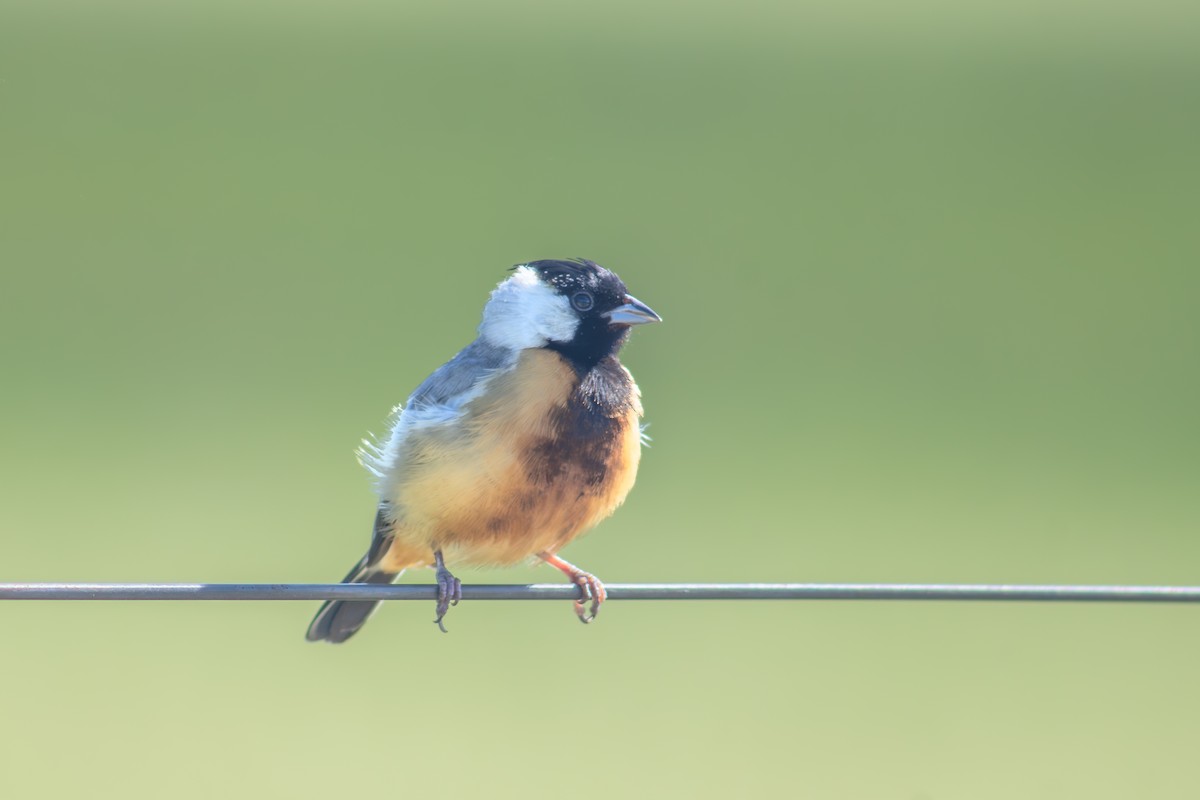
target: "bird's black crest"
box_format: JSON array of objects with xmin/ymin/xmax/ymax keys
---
[
  {"xmin": 526, "ymin": 257, "xmax": 601, "ymax": 276},
  {"xmin": 520, "ymin": 258, "xmax": 628, "ymax": 297}
]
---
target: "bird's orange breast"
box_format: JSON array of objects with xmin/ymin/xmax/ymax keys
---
[{"xmin": 379, "ymin": 348, "xmax": 643, "ymax": 570}]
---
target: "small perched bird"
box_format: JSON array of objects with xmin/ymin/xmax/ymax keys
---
[{"xmin": 306, "ymin": 259, "xmax": 661, "ymax": 643}]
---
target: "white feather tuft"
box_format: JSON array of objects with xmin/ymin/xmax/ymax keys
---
[
  {"xmin": 639, "ymin": 423, "xmax": 652, "ymax": 448},
  {"xmin": 356, "ymin": 404, "xmax": 405, "ymax": 481}
]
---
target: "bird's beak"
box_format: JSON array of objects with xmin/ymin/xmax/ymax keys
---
[{"xmin": 605, "ymin": 295, "xmax": 662, "ymax": 326}]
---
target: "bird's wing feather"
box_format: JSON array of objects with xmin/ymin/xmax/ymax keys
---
[
  {"xmin": 357, "ymin": 338, "xmax": 516, "ymax": 488},
  {"xmin": 405, "ymin": 338, "xmax": 515, "ymax": 418}
]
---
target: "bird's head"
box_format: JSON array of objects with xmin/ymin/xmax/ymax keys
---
[{"xmin": 479, "ymin": 259, "xmax": 660, "ymax": 367}]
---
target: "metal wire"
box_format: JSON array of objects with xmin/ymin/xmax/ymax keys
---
[{"xmin": 0, "ymin": 582, "xmax": 1198, "ymax": 603}]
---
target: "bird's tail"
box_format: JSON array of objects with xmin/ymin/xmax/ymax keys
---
[{"xmin": 305, "ymin": 558, "xmax": 402, "ymax": 644}]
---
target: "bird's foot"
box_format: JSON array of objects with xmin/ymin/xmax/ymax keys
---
[
  {"xmin": 569, "ymin": 571, "xmax": 607, "ymax": 624},
  {"xmin": 539, "ymin": 552, "xmax": 606, "ymax": 624},
  {"xmin": 433, "ymin": 550, "xmax": 461, "ymax": 633}
]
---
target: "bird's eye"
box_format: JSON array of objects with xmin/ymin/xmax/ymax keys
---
[{"xmin": 571, "ymin": 291, "xmax": 595, "ymax": 312}]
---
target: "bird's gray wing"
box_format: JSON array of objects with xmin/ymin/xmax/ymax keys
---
[
  {"xmin": 403, "ymin": 338, "xmax": 515, "ymax": 418},
  {"xmin": 358, "ymin": 337, "xmax": 515, "ymax": 483}
]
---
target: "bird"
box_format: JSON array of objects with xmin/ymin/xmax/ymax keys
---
[{"xmin": 306, "ymin": 259, "xmax": 661, "ymax": 643}]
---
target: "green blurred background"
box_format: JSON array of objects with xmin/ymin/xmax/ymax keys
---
[{"xmin": 2, "ymin": 1, "xmax": 1198, "ymax": 797}]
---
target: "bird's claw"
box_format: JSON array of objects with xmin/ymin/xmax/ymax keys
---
[
  {"xmin": 434, "ymin": 566, "xmax": 462, "ymax": 633},
  {"xmin": 570, "ymin": 571, "xmax": 606, "ymax": 624}
]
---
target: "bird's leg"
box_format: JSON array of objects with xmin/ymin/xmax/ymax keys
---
[
  {"xmin": 433, "ymin": 549, "xmax": 461, "ymax": 633},
  {"xmin": 538, "ymin": 552, "xmax": 607, "ymax": 624}
]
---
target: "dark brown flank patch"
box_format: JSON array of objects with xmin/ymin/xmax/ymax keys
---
[{"xmin": 524, "ymin": 355, "xmax": 633, "ymax": 495}]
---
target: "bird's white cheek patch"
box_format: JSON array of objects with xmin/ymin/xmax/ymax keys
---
[{"xmin": 478, "ymin": 266, "xmax": 578, "ymax": 350}]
